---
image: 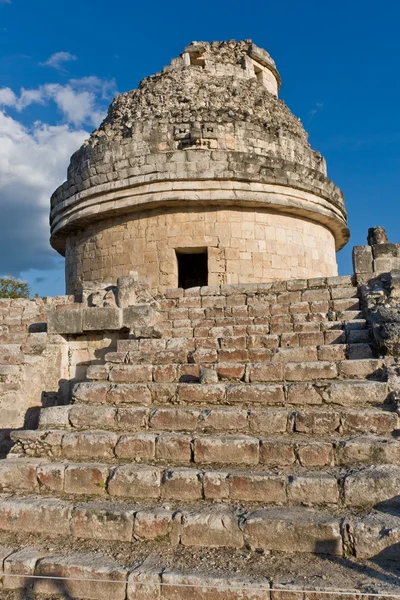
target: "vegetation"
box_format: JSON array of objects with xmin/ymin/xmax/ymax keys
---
[{"xmin": 0, "ymin": 276, "xmax": 31, "ymax": 299}]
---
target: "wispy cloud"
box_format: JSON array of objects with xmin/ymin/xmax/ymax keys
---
[
  {"xmin": 309, "ymin": 101, "xmax": 324, "ymax": 118},
  {"xmin": 0, "ymin": 0, "xmax": 12, "ymax": 5},
  {"xmin": 40, "ymin": 51, "xmax": 77, "ymax": 71}
]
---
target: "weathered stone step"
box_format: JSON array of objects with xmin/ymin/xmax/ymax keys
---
[
  {"xmin": 117, "ymin": 328, "xmax": 373, "ymax": 354},
  {"xmin": 163, "ymin": 308, "xmax": 365, "ymax": 334},
  {"xmin": 103, "ymin": 342, "xmax": 375, "ymax": 369},
  {"xmin": 72, "ymin": 379, "xmax": 388, "ymax": 408},
  {"xmin": 9, "ymin": 429, "xmax": 400, "ymax": 468},
  {"xmin": 0, "ymin": 493, "xmax": 350, "ymax": 556},
  {"xmin": 92, "ymin": 355, "xmax": 379, "ymax": 385},
  {"xmin": 1, "ymin": 542, "xmax": 395, "ymax": 599},
  {"xmin": 2, "ymin": 456, "xmax": 399, "ymax": 509},
  {"xmin": 39, "ymin": 404, "xmax": 399, "ymax": 437}
]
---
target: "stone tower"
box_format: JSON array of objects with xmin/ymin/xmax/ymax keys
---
[{"xmin": 50, "ymin": 40, "xmax": 349, "ymax": 294}]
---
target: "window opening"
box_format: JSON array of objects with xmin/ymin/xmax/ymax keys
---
[{"xmin": 176, "ymin": 249, "xmax": 208, "ymax": 289}]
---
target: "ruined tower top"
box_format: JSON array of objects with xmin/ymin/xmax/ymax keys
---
[
  {"xmin": 166, "ymin": 40, "xmax": 281, "ymax": 96},
  {"xmin": 50, "ymin": 40, "xmax": 349, "ymax": 294}
]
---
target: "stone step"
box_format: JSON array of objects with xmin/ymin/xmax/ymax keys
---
[
  {"xmin": 72, "ymin": 379, "xmax": 389, "ymax": 408},
  {"xmin": 117, "ymin": 328, "xmax": 373, "ymax": 354},
  {"xmin": 1, "ymin": 457, "xmax": 399, "ymax": 510},
  {"xmin": 0, "ymin": 494, "xmax": 353, "ymax": 556},
  {"xmin": 0, "ymin": 541, "xmax": 396, "ymax": 599},
  {"xmin": 9, "ymin": 429, "xmax": 400, "ymax": 468},
  {"xmin": 103, "ymin": 344, "xmax": 375, "ymax": 374},
  {"xmin": 91, "ymin": 355, "xmax": 379, "ymax": 385},
  {"xmin": 39, "ymin": 404, "xmax": 399, "ymax": 437}
]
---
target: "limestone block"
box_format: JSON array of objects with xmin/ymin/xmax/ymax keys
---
[
  {"xmin": 244, "ymin": 508, "xmax": 342, "ymax": 555},
  {"xmin": 82, "ymin": 307, "xmax": 122, "ymax": 331},
  {"xmin": 71, "ymin": 502, "xmax": 135, "ymax": 541},
  {"xmin": 123, "ymin": 304, "xmax": 158, "ymax": 329},
  {"xmin": 33, "ymin": 553, "xmax": 128, "ymax": 600},
  {"xmin": 46, "ymin": 308, "xmax": 83, "ymax": 334},
  {"xmin": 352, "ymin": 246, "xmax": 373, "ymax": 274},
  {"xmin": 180, "ymin": 507, "xmax": 243, "ymax": 548},
  {"xmin": 117, "ymin": 274, "xmax": 137, "ymax": 308}
]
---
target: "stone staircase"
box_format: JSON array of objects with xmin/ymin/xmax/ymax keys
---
[{"xmin": 1, "ymin": 276, "xmax": 400, "ymax": 598}]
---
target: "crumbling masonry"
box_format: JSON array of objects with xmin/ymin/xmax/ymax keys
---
[{"xmin": 1, "ymin": 40, "xmax": 400, "ymax": 599}]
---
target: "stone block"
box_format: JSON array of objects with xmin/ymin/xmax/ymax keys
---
[
  {"xmin": 199, "ymin": 408, "xmax": 248, "ymax": 432},
  {"xmin": 115, "ymin": 433, "xmax": 156, "ymax": 460},
  {"xmin": 287, "ymin": 474, "xmax": 339, "ymax": 505},
  {"xmin": 108, "ymin": 383, "xmax": 152, "ymax": 405},
  {"xmin": 64, "ymin": 463, "xmax": 110, "ymax": 495},
  {"xmin": 62, "ymin": 431, "xmax": 118, "ymax": 460},
  {"xmin": 229, "ymin": 472, "xmax": 286, "ymax": 502},
  {"xmin": 260, "ymin": 440, "xmax": 295, "ymax": 466},
  {"xmin": 284, "ymin": 361, "xmax": 338, "ymax": 381},
  {"xmin": 249, "ymin": 362, "xmax": 284, "ymax": 382},
  {"xmin": 108, "ymin": 465, "xmax": 162, "ymax": 498},
  {"xmin": 149, "ymin": 407, "xmax": 199, "ymax": 431},
  {"xmin": 156, "ymin": 434, "xmax": 192, "ymax": 461},
  {"xmin": 46, "ymin": 308, "xmax": 83, "ymax": 334},
  {"xmin": 178, "ymin": 384, "xmax": 226, "ymax": 404},
  {"xmin": 244, "ymin": 508, "xmax": 342, "ymax": 555},
  {"xmin": 297, "ymin": 442, "xmax": 333, "ymax": 467},
  {"xmin": 352, "ymin": 245, "xmax": 373, "ymax": 274},
  {"xmin": 203, "ymin": 471, "xmax": 230, "ymax": 499},
  {"xmin": 109, "ymin": 365, "xmax": 153, "ymax": 383},
  {"xmin": 344, "ymin": 465, "xmax": 400, "ymax": 507},
  {"xmin": 82, "ymin": 307, "xmax": 122, "ymax": 331},
  {"xmin": 340, "ymin": 410, "xmax": 398, "ymax": 434},
  {"xmin": 134, "ymin": 508, "xmax": 175, "ymax": 541},
  {"xmin": 294, "ymin": 410, "xmax": 340, "ymax": 435},
  {"xmin": 34, "ymin": 553, "xmax": 128, "ymax": 600},
  {"xmin": 69, "ymin": 406, "xmax": 116, "ymax": 430},
  {"xmin": 227, "ymin": 384, "xmax": 284, "ymax": 405},
  {"xmin": 0, "ymin": 460, "xmax": 39, "ymax": 492},
  {"xmin": 326, "ymin": 381, "xmax": 388, "ymax": 406},
  {"xmin": 3, "ymin": 547, "xmax": 44, "ymax": 590},
  {"xmin": 193, "ymin": 436, "xmax": 259, "ymax": 465},
  {"xmin": 72, "ymin": 502, "xmax": 134, "ymax": 541},
  {"xmin": 161, "ymin": 570, "xmax": 269, "ymax": 600},
  {"xmin": 37, "ymin": 462, "xmax": 65, "ymax": 492},
  {"xmin": 180, "ymin": 507, "xmax": 243, "ymax": 548},
  {"xmin": 73, "ymin": 382, "xmax": 109, "ymax": 404},
  {"xmin": 286, "ymin": 383, "xmax": 323, "ymax": 405},
  {"xmin": 162, "ymin": 468, "xmax": 203, "ymax": 500},
  {"xmin": 249, "ymin": 410, "xmax": 288, "ymax": 434},
  {"xmin": 116, "ymin": 407, "xmax": 149, "ymax": 430},
  {"xmin": 0, "ymin": 497, "xmax": 71, "ymax": 536}
]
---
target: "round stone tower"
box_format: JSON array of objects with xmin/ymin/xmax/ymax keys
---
[{"xmin": 50, "ymin": 40, "xmax": 349, "ymax": 294}]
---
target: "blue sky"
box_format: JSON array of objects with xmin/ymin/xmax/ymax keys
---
[{"xmin": 0, "ymin": 0, "xmax": 399, "ymax": 296}]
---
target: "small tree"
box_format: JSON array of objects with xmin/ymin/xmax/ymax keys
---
[{"xmin": 0, "ymin": 276, "xmax": 31, "ymax": 299}]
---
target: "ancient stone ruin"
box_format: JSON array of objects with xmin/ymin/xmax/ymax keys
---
[{"xmin": 1, "ymin": 40, "xmax": 400, "ymax": 599}]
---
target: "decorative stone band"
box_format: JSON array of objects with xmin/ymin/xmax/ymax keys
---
[{"xmin": 50, "ymin": 178, "xmax": 349, "ymax": 255}]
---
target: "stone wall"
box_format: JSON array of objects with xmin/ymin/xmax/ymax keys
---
[
  {"xmin": 65, "ymin": 206, "xmax": 338, "ymax": 294},
  {"xmin": 0, "ymin": 296, "xmax": 122, "ymax": 455},
  {"xmin": 0, "ymin": 297, "xmax": 70, "ymax": 454}
]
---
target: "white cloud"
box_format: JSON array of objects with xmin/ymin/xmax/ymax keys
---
[
  {"xmin": 0, "ymin": 110, "xmax": 89, "ymax": 275},
  {"xmin": 0, "ymin": 87, "xmax": 16, "ymax": 106},
  {"xmin": 0, "ymin": 76, "xmax": 116, "ymax": 126},
  {"xmin": 41, "ymin": 51, "xmax": 77, "ymax": 71},
  {"xmin": 0, "ymin": 73, "xmax": 117, "ymax": 281}
]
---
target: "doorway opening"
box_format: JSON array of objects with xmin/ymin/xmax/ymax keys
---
[{"xmin": 176, "ymin": 249, "xmax": 208, "ymax": 289}]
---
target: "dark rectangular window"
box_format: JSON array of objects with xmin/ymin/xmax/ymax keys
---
[{"xmin": 176, "ymin": 249, "xmax": 208, "ymax": 289}]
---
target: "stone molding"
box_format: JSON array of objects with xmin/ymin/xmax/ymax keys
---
[{"xmin": 50, "ymin": 178, "xmax": 349, "ymax": 255}]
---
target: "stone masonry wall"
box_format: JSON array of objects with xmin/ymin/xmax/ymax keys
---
[
  {"xmin": 0, "ymin": 296, "xmax": 121, "ymax": 455},
  {"xmin": 65, "ymin": 206, "xmax": 337, "ymax": 294}
]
